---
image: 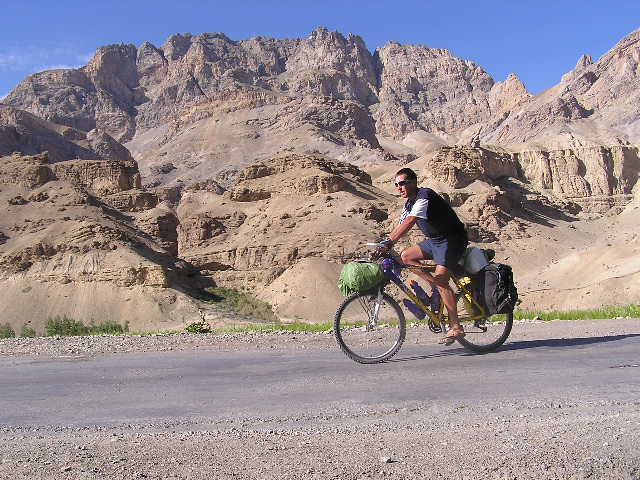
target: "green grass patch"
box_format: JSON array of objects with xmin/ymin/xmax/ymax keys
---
[
  {"xmin": 0, "ymin": 322, "xmax": 16, "ymax": 339},
  {"xmin": 213, "ymin": 321, "xmax": 333, "ymax": 334},
  {"xmin": 44, "ymin": 315, "xmax": 129, "ymax": 337},
  {"xmin": 513, "ymin": 304, "xmax": 640, "ymax": 321},
  {"xmin": 203, "ymin": 286, "xmax": 277, "ymax": 323},
  {"xmin": 126, "ymin": 329, "xmax": 182, "ymax": 336}
]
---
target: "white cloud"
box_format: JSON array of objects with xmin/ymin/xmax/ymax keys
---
[
  {"xmin": 0, "ymin": 92, "xmax": 8, "ymax": 101},
  {"xmin": 0, "ymin": 45, "xmax": 91, "ymax": 72},
  {"xmin": 0, "ymin": 45, "xmax": 94, "ymax": 94},
  {"xmin": 0, "ymin": 53, "xmax": 29, "ymax": 70}
]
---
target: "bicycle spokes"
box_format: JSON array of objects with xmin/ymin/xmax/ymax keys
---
[{"xmin": 334, "ymin": 291, "xmax": 406, "ymax": 363}]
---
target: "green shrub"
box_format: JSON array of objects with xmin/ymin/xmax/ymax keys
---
[
  {"xmin": 0, "ymin": 323, "xmax": 16, "ymax": 339},
  {"xmin": 185, "ymin": 319, "xmax": 211, "ymax": 334},
  {"xmin": 20, "ymin": 324, "xmax": 37, "ymax": 338},
  {"xmin": 204, "ymin": 286, "xmax": 277, "ymax": 322},
  {"xmin": 45, "ymin": 316, "xmax": 129, "ymax": 337},
  {"xmin": 45, "ymin": 315, "xmax": 89, "ymax": 336}
]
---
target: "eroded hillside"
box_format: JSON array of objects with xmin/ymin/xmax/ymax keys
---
[{"xmin": 1, "ymin": 27, "xmax": 639, "ymax": 328}]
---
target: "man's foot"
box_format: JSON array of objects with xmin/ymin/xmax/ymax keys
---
[{"xmin": 437, "ymin": 326, "xmax": 465, "ymax": 345}]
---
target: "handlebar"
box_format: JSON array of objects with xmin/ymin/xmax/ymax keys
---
[{"xmin": 366, "ymin": 242, "xmax": 395, "ymax": 262}]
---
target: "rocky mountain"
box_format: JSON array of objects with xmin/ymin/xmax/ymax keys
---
[
  {"xmin": 1, "ymin": 27, "xmax": 639, "ymax": 329},
  {"xmin": 0, "ymin": 27, "xmax": 519, "ymax": 185},
  {"xmin": 7, "ymin": 28, "xmax": 640, "ymax": 143},
  {"xmin": 482, "ymin": 30, "xmax": 640, "ymax": 148},
  {"xmin": 372, "ymin": 42, "xmax": 526, "ymax": 139}
]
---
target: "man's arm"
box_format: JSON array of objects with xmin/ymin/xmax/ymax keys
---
[{"xmin": 385, "ymin": 216, "xmax": 418, "ymax": 245}]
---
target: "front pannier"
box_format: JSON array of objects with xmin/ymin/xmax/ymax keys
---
[{"xmin": 338, "ymin": 262, "xmax": 384, "ymax": 297}]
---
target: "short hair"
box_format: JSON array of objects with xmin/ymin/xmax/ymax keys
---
[{"xmin": 395, "ymin": 167, "xmax": 417, "ymax": 182}]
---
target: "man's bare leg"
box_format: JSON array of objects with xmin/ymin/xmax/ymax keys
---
[
  {"xmin": 400, "ymin": 246, "xmax": 463, "ymax": 332},
  {"xmin": 400, "ymin": 245, "xmax": 438, "ymax": 285},
  {"xmin": 433, "ymin": 265, "xmax": 461, "ymax": 330}
]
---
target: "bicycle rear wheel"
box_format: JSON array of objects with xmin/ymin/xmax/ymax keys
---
[
  {"xmin": 454, "ymin": 291, "xmax": 513, "ymax": 353},
  {"xmin": 334, "ymin": 290, "xmax": 406, "ymax": 364}
]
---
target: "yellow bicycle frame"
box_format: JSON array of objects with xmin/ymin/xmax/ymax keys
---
[{"xmin": 398, "ymin": 264, "xmax": 487, "ymax": 323}]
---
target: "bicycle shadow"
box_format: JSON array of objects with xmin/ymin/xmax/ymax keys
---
[
  {"xmin": 386, "ymin": 334, "xmax": 640, "ymax": 362},
  {"xmin": 498, "ymin": 334, "xmax": 640, "ymax": 352},
  {"xmin": 387, "ymin": 348, "xmax": 468, "ymax": 363}
]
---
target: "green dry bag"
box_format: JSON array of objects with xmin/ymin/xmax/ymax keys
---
[{"xmin": 337, "ymin": 262, "xmax": 384, "ymax": 297}]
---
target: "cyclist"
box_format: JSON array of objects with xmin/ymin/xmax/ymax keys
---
[{"xmin": 377, "ymin": 167, "xmax": 468, "ymax": 345}]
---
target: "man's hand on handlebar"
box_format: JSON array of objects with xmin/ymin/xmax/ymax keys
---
[
  {"xmin": 370, "ymin": 247, "xmax": 388, "ymax": 260},
  {"xmin": 369, "ymin": 239, "xmax": 393, "ymax": 260}
]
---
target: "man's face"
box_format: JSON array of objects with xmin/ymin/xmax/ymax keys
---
[{"xmin": 394, "ymin": 174, "xmax": 417, "ymax": 198}]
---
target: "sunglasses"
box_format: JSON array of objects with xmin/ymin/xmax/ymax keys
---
[{"xmin": 394, "ymin": 180, "xmax": 413, "ymax": 187}]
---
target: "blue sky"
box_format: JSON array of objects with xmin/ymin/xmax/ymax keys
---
[{"xmin": 1, "ymin": 0, "xmax": 639, "ymax": 100}]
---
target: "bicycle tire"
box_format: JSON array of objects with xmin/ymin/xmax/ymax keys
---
[
  {"xmin": 334, "ymin": 290, "xmax": 406, "ymax": 364},
  {"xmin": 454, "ymin": 291, "xmax": 513, "ymax": 353}
]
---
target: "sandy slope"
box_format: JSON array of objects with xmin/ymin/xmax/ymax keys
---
[{"xmin": 502, "ymin": 194, "xmax": 640, "ymax": 312}]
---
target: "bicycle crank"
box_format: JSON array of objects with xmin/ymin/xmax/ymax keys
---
[{"xmin": 428, "ymin": 318, "xmax": 442, "ymax": 333}]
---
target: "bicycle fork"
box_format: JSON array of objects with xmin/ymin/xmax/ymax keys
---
[{"xmin": 365, "ymin": 288, "xmax": 385, "ymax": 330}]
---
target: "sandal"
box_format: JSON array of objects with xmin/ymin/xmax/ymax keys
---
[{"xmin": 438, "ymin": 327, "xmax": 465, "ymax": 346}]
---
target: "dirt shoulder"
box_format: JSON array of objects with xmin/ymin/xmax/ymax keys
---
[{"xmin": 0, "ymin": 317, "xmax": 638, "ymax": 358}]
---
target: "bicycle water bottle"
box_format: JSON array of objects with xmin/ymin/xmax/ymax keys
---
[
  {"xmin": 410, "ymin": 281, "xmax": 430, "ymax": 305},
  {"xmin": 382, "ymin": 258, "xmax": 393, "ymax": 276},
  {"xmin": 381, "ymin": 257, "xmax": 400, "ymax": 278},
  {"xmin": 430, "ymin": 287, "xmax": 442, "ymax": 312}
]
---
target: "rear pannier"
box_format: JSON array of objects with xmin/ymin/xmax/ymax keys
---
[{"xmin": 477, "ymin": 263, "xmax": 518, "ymax": 314}]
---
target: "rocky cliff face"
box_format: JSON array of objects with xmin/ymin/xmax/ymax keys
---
[
  {"xmin": 0, "ymin": 151, "xmax": 204, "ymax": 331},
  {"xmin": 372, "ymin": 42, "xmax": 496, "ymax": 137},
  {"xmin": 420, "ymin": 144, "xmax": 639, "ymax": 217},
  {"xmin": 515, "ymin": 145, "xmax": 640, "ymax": 213},
  {"xmin": 6, "ymin": 27, "xmax": 640, "ymax": 150}
]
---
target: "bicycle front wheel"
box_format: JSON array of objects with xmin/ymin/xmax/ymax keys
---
[
  {"xmin": 455, "ymin": 291, "xmax": 513, "ymax": 353},
  {"xmin": 334, "ymin": 290, "xmax": 406, "ymax": 364}
]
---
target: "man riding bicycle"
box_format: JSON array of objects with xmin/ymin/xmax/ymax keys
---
[{"xmin": 377, "ymin": 168, "xmax": 468, "ymax": 345}]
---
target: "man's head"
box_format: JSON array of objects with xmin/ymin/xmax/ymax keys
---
[{"xmin": 394, "ymin": 168, "xmax": 418, "ymax": 199}]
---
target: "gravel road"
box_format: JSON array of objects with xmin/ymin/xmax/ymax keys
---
[{"xmin": 1, "ymin": 318, "xmax": 639, "ymax": 479}]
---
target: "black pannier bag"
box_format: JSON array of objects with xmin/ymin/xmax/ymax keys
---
[{"xmin": 476, "ymin": 263, "xmax": 518, "ymax": 314}]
